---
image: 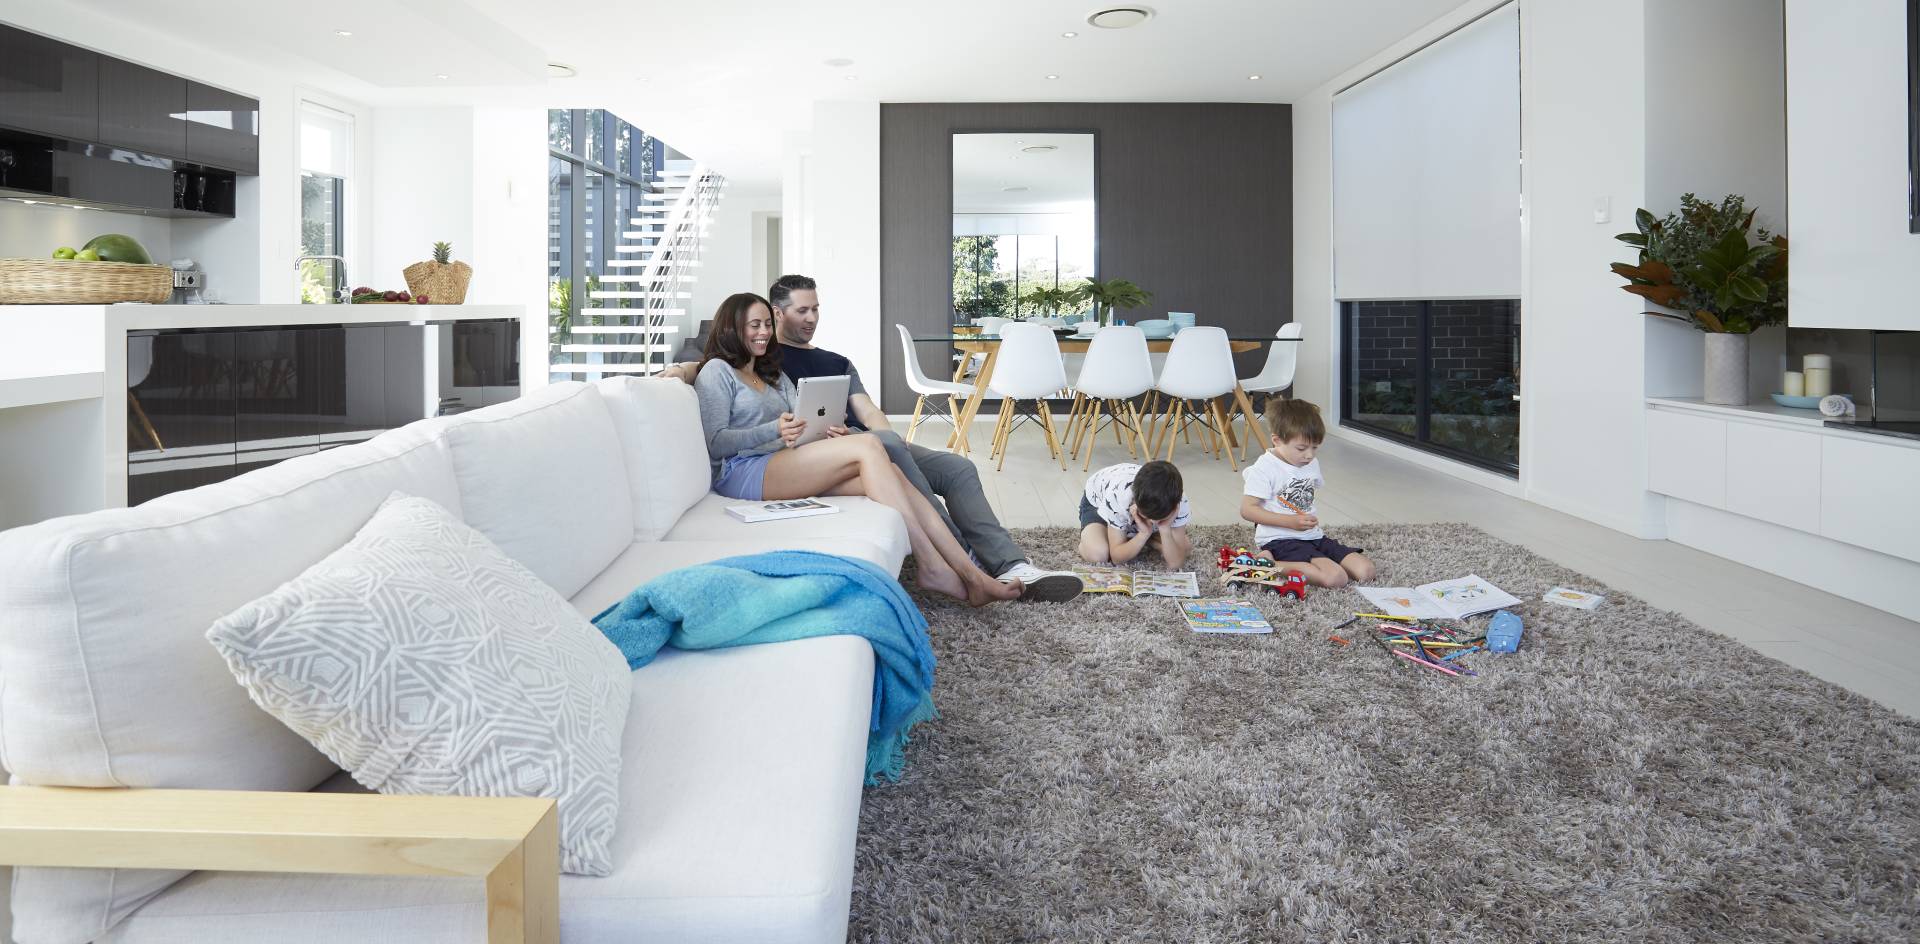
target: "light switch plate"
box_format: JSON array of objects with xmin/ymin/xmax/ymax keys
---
[{"xmin": 1592, "ymin": 196, "xmax": 1610, "ymax": 224}]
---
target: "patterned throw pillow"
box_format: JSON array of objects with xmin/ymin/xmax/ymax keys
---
[{"xmin": 206, "ymin": 492, "xmax": 631, "ymax": 876}]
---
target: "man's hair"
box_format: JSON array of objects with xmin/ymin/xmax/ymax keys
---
[
  {"xmin": 1131, "ymin": 460, "xmax": 1184, "ymax": 521},
  {"xmin": 1264, "ymin": 397, "xmax": 1326, "ymax": 445},
  {"xmin": 768, "ymin": 274, "xmax": 816, "ymax": 310},
  {"xmin": 701, "ymin": 292, "xmax": 782, "ymax": 384}
]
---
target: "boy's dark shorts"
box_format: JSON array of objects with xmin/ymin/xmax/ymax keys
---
[
  {"xmin": 1078, "ymin": 496, "xmax": 1106, "ymax": 530},
  {"xmin": 1261, "ymin": 536, "xmax": 1365, "ymax": 564}
]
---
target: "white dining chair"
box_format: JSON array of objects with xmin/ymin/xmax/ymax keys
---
[
  {"xmin": 894, "ymin": 324, "xmax": 974, "ymax": 448},
  {"xmin": 1063, "ymin": 326, "xmax": 1155, "ymax": 471},
  {"xmin": 1147, "ymin": 325, "xmax": 1242, "ymax": 470},
  {"xmin": 1231, "ymin": 322, "xmax": 1303, "ymax": 460},
  {"xmin": 984, "ymin": 322, "xmax": 1069, "ymax": 471}
]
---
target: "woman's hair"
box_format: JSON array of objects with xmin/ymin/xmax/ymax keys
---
[
  {"xmin": 702, "ymin": 292, "xmax": 782, "ymax": 385},
  {"xmin": 1131, "ymin": 460, "xmax": 1184, "ymax": 521},
  {"xmin": 1264, "ymin": 397, "xmax": 1326, "ymax": 445}
]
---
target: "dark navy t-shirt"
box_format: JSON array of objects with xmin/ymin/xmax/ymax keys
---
[{"xmin": 778, "ymin": 343, "xmax": 869, "ymax": 431}]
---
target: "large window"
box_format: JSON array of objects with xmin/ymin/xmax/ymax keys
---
[
  {"xmin": 298, "ymin": 103, "xmax": 352, "ymax": 304},
  {"xmin": 950, "ymin": 231, "xmax": 1094, "ymax": 321},
  {"xmin": 548, "ymin": 108, "xmax": 670, "ymax": 381},
  {"xmin": 1332, "ymin": 3, "xmax": 1520, "ymax": 473}
]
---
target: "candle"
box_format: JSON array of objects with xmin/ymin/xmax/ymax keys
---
[
  {"xmin": 1805, "ymin": 367, "xmax": 1832, "ymax": 398},
  {"xmin": 1783, "ymin": 371, "xmax": 1804, "ymax": 396},
  {"xmin": 1803, "ymin": 353, "xmax": 1832, "ymax": 371}
]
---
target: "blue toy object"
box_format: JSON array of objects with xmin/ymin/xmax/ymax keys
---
[{"xmin": 1485, "ymin": 610, "xmax": 1524, "ymax": 653}]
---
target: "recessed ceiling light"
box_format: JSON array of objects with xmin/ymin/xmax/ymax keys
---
[
  {"xmin": 1002, "ymin": 186, "xmax": 1030, "ymax": 192},
  {"xmin": 1061, "ymin": 31, "xmax": 1078, "ymax": 38},
  {"xmin": 1086, "ymin": 6, "xmax": 1153, "ymax": 29},
  {"xmin": 1248, "ymin": 74, "xmax": 1261, "ymax": 80},
  {"xmin": 845, "ymin": 74, "xmax": 859, "ymax": 81},
  {"xmin": 435, "ymin": 73, "xmax": 449, "ymax": 80},
  {"xmin": 333, "ymin": 29, "xmax": 352, "ymax": 37},
  {"xmin": 547, "ymin": 62, "xmax": 577, "ymax": 78},
  {"xmin": 824, "ymin": 57, "xmax": 855, "ymax": 68},
  {"xmin": 1045, "ymin": 74, "xmax": 1060, "ymax": 80},
  {"xmin": 1021, "ymin": 144, "xmax": 1058, "ymax": 154}
]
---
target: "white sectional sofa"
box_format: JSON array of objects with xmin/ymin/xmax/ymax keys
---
[{"xmin": 0, "ymin": 377, "xmax": 910, "ymax": 944}]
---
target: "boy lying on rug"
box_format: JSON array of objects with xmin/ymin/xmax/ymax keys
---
[{"xmin": 1239, "ymin": 399, "xmax": 1378, "ymax": 589}]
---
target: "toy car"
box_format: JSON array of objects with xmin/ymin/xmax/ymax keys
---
[{"xmin": 1273, "ymin": 572, "xmax": 1308, "ymax": 600}]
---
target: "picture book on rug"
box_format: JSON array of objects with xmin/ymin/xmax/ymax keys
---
[
  {"xmin": 1076, "ymin": 568, "xmax": 1200, "ymax": 598},
  {"xmin": 1181, "ymin": 599, "xmax": 1274, "ymax": 634},
  {"xmin": 724, "ymin": 498, "xmax": 840, "ymax": 523},
  {"xmin": 1542, "ymin": 586, "xmax": 1605, "ymax": 610},
  {"xmin": 1354, "ymin": 575, "xmax": 1520, "ymax": 620}
]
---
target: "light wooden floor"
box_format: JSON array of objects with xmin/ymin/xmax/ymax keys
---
[{"xmin": 912, "ymin": 410, "xmax": 1920, "ymax": 719}]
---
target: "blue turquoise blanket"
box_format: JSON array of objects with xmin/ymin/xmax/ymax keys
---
[{"xmin": 591, "ymin": 550, "xmax": 936, "ymax": 785}]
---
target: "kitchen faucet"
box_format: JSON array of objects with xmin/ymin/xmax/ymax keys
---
[{"xmin": 293, "ymin": 254, "xmax": 349, "ymax": 303}]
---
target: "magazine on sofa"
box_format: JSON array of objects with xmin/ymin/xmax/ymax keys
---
[{"xmin": 724, "ymin": 498, "xmax": 841, "ymax": 523}]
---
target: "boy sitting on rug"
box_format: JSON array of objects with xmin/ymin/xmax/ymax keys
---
[
  {"xmin": 1239, "ymin": 399, "xmax": 1378, "ymax": 589},
  {"xmin": 1077, "ymin": 459, "xmax": 1192, "ymax": 569}
]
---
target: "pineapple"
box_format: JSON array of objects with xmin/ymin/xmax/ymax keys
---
[{"xmin": 403, "ymin": 239, "xmax": 472, "ymax": 304}]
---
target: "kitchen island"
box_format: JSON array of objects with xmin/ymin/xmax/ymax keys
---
[{"xmin": 0, "ymin": 303, "xmax": 532, "ymax": 528}]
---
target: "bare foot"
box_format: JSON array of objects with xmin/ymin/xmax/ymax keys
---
[
  {"xmin": 965, "ymin": 574, "xmax": 1023, "ymax": 607},
  {"xmin": 915, "ymin": 563, "xmax": 969, "ymax": 602}
]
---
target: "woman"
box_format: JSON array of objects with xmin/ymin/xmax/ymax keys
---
[{"xmin": 694, "ymin": 292, "xmax": 1021, "ymax": 607}]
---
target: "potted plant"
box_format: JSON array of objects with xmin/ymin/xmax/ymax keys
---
[
  {"xmin": 1069, "ymin": 277, "xmax": 1154, "ymax": 326},
  {"xmin": 1612, "ymin": 194, "xmax": 1787, "ymax": 405},
  {"xmin": 403, "ymin": 241, "xmax": 473, "ymax": 305},
  {"xmin": 1022, "ymin": 285, "xmax": 1078, "ymax": 320}
]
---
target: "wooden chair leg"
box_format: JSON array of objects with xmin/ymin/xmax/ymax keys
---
[
  {"xmin": 1210, "ymin": 398, "xmax": 1241, "ymax": 471},
  {"xmin": 1036, "ymin": 401, "xmax": 1068, "ymax": 470},
  {"xmin": 1126, "ymin": 401, "xmax": 1148, "ymax": 459},
  {"xmin": 1234, "ymin": 387, "xmax": 1262, "ymax": 461},
  {"xmin": 1081, "ymin": 399, "xmax": 1104, "ymax": 470},
  {"xmin": 906, "ymin": 395, "xmax": 926, "ymax": 445},
  {"xmin": 989, "ymin": 398, "xmax": 1013, "ymax": 462},
  {"xmin": 1074, "ymin": 398, "xmax": 1100, "ymax": 462},
  {"xmin": 127, "ymin": 391, "xmax": 165, "ymax": 452},
  {"xmin": 1162, "ymin": 400, "xmax": 1183, "ymax": 461},
  {"xmin": 994, "ymin": 399, "xmax": 1017, "ymax": 471}
]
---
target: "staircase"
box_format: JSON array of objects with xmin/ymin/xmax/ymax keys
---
[{"xmin": 552, "ymin": 161, "xmax": 726, "ymax": 377}]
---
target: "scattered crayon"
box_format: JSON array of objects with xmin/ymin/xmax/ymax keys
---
[
  {"xmin": 1391, "ymin": 649, "xmax": 1461, "ymax": 676},
  {"xmin": 1328, "ymin": 634, "xmax": 1351, "ymax": 646}
]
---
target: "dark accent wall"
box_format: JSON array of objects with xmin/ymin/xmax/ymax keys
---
[{"xmin": 879, "ymin": 102, "xmax": 1291, "ymax": 409}]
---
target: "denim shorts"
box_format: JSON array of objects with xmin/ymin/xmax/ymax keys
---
[{"xmin": 713, "ymin": 453, "xmax": 772, "ymax": 501}]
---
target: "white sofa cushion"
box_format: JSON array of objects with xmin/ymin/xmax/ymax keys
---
[
  {"xmin": 442, "ymin": 382, "xmax": 632, "ymax": 599},
  {"xmin": 205, "ymin": 494, "xmax": 631, "ymax": 876},
  {"xmin": 99, "ymin": 635, "xmax": 875, "ymax": 944},
  {"xmin": 662, "ymin": 494, "xmax": 911, "ymax": 568},
  {"xmin": 593, "ymin": 376, "xmax": 713, "ymax": 541},
  {"xmin": 0, "ymin": 423, "xmax": 463, "ymax": 944}
]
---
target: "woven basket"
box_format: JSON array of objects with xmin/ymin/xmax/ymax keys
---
[
  {"xmin": 402, "ymin": 260, "xmax": 472, "ymax": 305},
  {"xmin": 0, "ymin": 258, "xmax": 172, "ymax": 304}
]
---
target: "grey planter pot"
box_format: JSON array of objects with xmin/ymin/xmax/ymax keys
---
[{"xmin": 1703, "ymin": 332, "xmax": 1749, "ymax": 405}]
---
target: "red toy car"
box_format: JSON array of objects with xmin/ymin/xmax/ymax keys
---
[{"xmin": 1274, "ymin": 572, "xmax": 1308, "ymax": 599}]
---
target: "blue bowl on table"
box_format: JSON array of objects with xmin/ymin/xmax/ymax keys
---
[
  {"xmin": 1135, "ymin": 319, "xmax": 1176, "ymax": 338},
  {"xmin": 1769, "ymin": 393, "xmax": 1823, "ymax": 410}
]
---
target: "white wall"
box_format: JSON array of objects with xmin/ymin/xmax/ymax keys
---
[
  {"xmin": 0, "ymin": 11, "xmax": 375, "ymax": 304},
  {"xmin": 0, "ymin": 202, "xmax": 174, "ymax": 268},
  {"xmin": 799, "ymin": 102, "xmax": 882, "ymax": 402},
  {"xmin": 370, "ymin": 108, "xmax": 476, "ymax": 292},
  {"xmin": 1785, "ymin": 0, "xmax": 1920, "ymax": 331},
  {"xmin": 692, "ymin": 189, "xmax": 781, "ymax": 328}
]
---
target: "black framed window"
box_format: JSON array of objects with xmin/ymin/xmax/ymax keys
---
[{"xmin": 1341, "ymin": 299, "xmax": 1520, "ymax": 475}]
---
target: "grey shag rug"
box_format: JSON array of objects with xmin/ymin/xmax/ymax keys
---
[{"xmin": 850, "ymin": 523, "xmax": 1920, "ymax": 943}]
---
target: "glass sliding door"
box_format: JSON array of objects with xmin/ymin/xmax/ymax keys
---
[{"xmin": 1341, "ymin": 299, "xmax": 1520, "ymax": 474}]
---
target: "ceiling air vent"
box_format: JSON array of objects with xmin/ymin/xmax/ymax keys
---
[{"xmin": 1086, "ymin": 7, "xmax": 1154, "ymax": 29}]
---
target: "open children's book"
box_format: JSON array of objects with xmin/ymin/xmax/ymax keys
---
[
  {"xmin": 1355, "ymin": 575, "xmax": 1521, "ymax": 620},
  {"xmin": 1181, "ymin": 599, "xmax": 1274, "ymax": 634},
  {"xmin": 1073, "ymin": 568, "xmax": 1200, "ymax": 598}
]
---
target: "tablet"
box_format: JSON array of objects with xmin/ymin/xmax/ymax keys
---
[{"xmin": 792, "ymin": 374, "xmax": 850, "ymax": 446}]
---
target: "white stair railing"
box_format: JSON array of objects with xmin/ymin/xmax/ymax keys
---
[{"xmin": 554, "ymin": 161, "xmax": 726, "ymax": 377}]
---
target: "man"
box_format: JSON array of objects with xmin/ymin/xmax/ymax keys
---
[{"xmin": 672, "ymin": 275, "xmax": 1078, "ymax": 602}]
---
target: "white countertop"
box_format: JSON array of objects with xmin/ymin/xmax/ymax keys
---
[
  {"xmin": 0, "ymin": 371, "xmax": 102, "ymax": 410},
  {"xmin": 1647, "ymin": 396, "xmax": 1920, "ymax": 449}
]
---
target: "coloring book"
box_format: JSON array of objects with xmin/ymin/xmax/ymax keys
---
[
  {"xmin": 1355, "ymin": 575, "xmax": 1520, "ymax": 620},
  {"xmin": 1074, "ymin": 568, "xmax": 1201, "ymax": 598},
  {"xmin": 1181, "ymin": 599, "xmax": 1274, "ymax": 634}
]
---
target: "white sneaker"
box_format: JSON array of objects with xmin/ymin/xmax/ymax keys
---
[{"xmin": 997, "ymin": 561, "xmax": 1083, "ymax": 603}]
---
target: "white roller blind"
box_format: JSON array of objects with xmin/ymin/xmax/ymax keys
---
[
  {"xmin": 299, "ymin": 102, "xmax": 354, "ymax": 178},
  {"xmin": 1333, "ymin": 4, "xmax": 1520, "ymax": 299}
]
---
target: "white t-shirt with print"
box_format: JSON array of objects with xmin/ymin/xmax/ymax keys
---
[
  {"xmin": 1083, "ymin": 462, "xmax": 1191, "ymax": 538},
  {"xmin": 1242, "ymin": 452, "xmax": 1324, "ymax": 544}
]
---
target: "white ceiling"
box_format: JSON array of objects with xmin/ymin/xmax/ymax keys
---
[
  {"xmin": 59, "ymin": 0, "xmax": 1470, "ymax": 190},
  {"xmin": 953, "ymin": 133, "xmax": 1095, "ymax": 214}
]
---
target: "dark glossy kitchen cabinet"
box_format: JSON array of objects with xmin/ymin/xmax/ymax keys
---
[
  {"xmin": 129, "ymin": 321, "xmax": 519, "ymax": 506},
  {"xmin": 184, "ymin": 80, "xmax": 258, "ymax": 174},
  {"xmin": 97, "ymin": 57, "xmax": 186, "ymax": 157},
  {"xmin": 0, "ymin": 24, "xmax": 99, "ymax": 141}
]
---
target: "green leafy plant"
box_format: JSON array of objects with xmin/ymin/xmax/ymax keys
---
[
  {"xmin": 1611, "ymin": 193, "xmax": 1787, "ymax": 333},
  {"xmin": 1022, "ymin": 285, "xmax": 1079, "ymax": 318},
  {"xmin": 1070, "ymin": 277, "xmax": 1154, "ymax": 325}
]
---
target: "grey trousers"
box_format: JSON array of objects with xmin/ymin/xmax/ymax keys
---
[{"xmin": 869, "ymin": 429, "xmax": 1026, "ymax": 576}]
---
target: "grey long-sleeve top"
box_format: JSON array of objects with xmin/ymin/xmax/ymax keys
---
[{"xmin": 694, "ymin": 358, "xmax": 797, "ymax": 481}]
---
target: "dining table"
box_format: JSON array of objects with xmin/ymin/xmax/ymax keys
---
[{"xmin": 906, "ymin": 328, "xmax": 1299, "ymax": 460}]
